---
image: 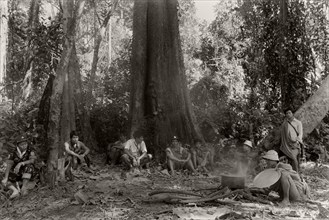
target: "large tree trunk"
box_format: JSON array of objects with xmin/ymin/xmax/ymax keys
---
[
  {"xmin": 0, "ymin": 0, "xmax": 8, "ymax": 97},
  {"xmin": 130, "ymin": 0, "xmax": 202, "ymax": 157},
  {"xmin": 46, "ymin": 0, "xmax": 96, "ymax": 185},
  {"xmin": 261, "ymin": 74, "xmax": 329, "ymax": 150}
]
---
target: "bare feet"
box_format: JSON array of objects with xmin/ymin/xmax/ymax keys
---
[
  {"xmin": 21, "ymin": 189, "xmax": 28, "ymax": 196},
  {"xmin": 9, "ymin": 190, "xmax": 20, "ymax": 199},
  {"xmin": 278, "ymin": 199, "xmax": 290, "ymax": 207}
]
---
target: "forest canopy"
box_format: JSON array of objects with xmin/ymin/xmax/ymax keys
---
[{"xmin": 0, "ymin": 0, "xmax": 329, "ymax": 160}]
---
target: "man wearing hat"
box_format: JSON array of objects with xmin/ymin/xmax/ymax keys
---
[
  {"xmin": 233, "ymin": 140, "xmax": 255, "ymax": 175},
  {"xmin": 166, "ymin": 136, "xmax": 196, "ymax": 175},
  {"xmin": 1, "ymin": 135, "xmax": 36, "ymax": 198},
  {"xmin": 242, "ymin": 140, "xmax": 253, "ymax": 154},
  {"xmin": 258, "ymin": 150, "xmax": 310, "ymax": 206}
]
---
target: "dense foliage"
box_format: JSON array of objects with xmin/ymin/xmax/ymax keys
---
[{"xmin": 1, "ymin": 0, "xmax": 329, "ymax": 156}]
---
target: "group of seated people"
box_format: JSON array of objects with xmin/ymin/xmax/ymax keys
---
[
  {"xmin": 108, "ymin": 133, "xmax": 217, "ymax": 175},
  {"xmin": 0, "ymin": 130, "xmax": 311, "ymax": 206}
]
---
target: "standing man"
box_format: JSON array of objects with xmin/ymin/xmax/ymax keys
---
[
  {"xmin": 280, "ymin": 108, "xmax": 303, "ymax": 172},
  {"xmin": 1, "ymin": 135, "xmax": 36, "ymax": 198},
  {"xmin": 64, "ymin": 131, "xmax": 91, "ymax": 170},
  {"xmin": 121, "ymin": 130, "xmax": 152, "ymax": 170}
]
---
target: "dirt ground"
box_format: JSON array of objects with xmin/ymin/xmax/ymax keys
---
[{"xmin": 1, "ymin": 155, "xmax": 329, "ymax": 220}]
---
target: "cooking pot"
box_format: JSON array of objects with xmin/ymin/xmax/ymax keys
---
[{"xmin": 221, "ymin": 174, "xmax": 245, "ymax": 189}]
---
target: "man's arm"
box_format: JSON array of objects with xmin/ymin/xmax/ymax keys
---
[
  {"xmin": 297, "ymin": 120, "xmax": 303, "ymax": 142},
  {"xmin": 80, "ymin": 142, "xmax": 90, "ymax": 157},
  {"xmin": 184, "ymin": 151, "xmax": 191, "ymax": 163},
  {"xmin": 124, "ymin": 141, "xmax": 136, "ymax": 160},
  {"xmin": 165, "ymin": 148, "xmax": 185, "ymax": 163},
  {"xmin": 138, "ymin": 141, "xmax": 147, "ymax": 160},
  {"xmin": 21, "ymin": 151, "xmax": 36, "ymax": 165},
  {"xmin": 13, "ymin": 152, "xmax": 37, "ymax": 174},
  {"xmin": 64, "ymin": 142, "xmax": 81, "ymax": 158},
  {"xmin": 2, "ymin": 159, "xmax": 14, "ymax": 180}
]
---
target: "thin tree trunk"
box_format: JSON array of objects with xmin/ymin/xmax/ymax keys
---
[
  {"xmin": 87, "ymin": 0, "xmax": 118, "ymax": 106},
  {"xmin": 0, "ymin": 0, "xmax": 8, "ymax": 97},
  {"xmin": 108, "ymin": 18, "xmax": 112, "ymax": 66},
  {"xmin": 279, "ymin": 0, "xmax": 289, "ymax": 109},
  {"xmin": 130, "ymin": 0, "xmax": 202, "ymax": 157},
  {"xmin": 21, "ymin": 0, "xmax": 41, "ymax": 101}
]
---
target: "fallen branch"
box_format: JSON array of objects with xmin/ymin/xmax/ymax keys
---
[
  {"xmin": 206, "ymin": 186, "xmax": 230, "ymax": 198},
  {"xmin": 194, "ymin": 186, "xmax": 220, "ymax": 192},
  {"xmin": 149, "ymin": 189, "xmax": 201, "ymax": 197},
  {"xmin": 180, "ymin": 189, "xmax": 245, "ymax": 204},
  {"xmin": 240, "ymin": 191, "xmax": 273, "ymax": 205},
  {"xmin": 143, "ymin": 193, "xmax": 201, "ymax": 204},
  {"xmin": 154, "ymin": 208, "xmax": 173, "ymax": 215}
]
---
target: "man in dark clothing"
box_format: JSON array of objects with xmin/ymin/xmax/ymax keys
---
[{"xmin": 1, "ymin": 136, "xmax": 36, "ymax": 198}]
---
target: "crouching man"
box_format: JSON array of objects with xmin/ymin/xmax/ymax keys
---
[
  {"xmin": 121, "ymin": 130, "xmax": 152, "ymax": 171},
  {"xmin": 260, "ymin": 150, "xmax": 310, "ymax": 206},
  {"xmin": 107, "ymin": 135, "xmax": 126, "ymax": 165},
  {"xmin": 64, "ymin": 131, "xmax": 91, "ymax": 170},
  {"xmin": 191, "ymin": 139, "xmax": 215, "ymax": 173},
  {"xmin": 1, "ymin": 136, "xmax": 36, "ymax": 198},
  {"xmin": 166, "ymin": 136, "xmax": 196, "ymax": 175}
]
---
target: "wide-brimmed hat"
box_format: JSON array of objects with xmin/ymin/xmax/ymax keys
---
[
  {"xmin": 262, "ymin": 150, "xmax": 279, "ymax": 161},
  {"xmin": 243, "ymin": 140, "xmax": 253, "ymax": 148}
]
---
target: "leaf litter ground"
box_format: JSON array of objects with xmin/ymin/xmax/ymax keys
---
[{"xmin": 1, "ymin": 156, "xmax": 329, "ymax": 220}]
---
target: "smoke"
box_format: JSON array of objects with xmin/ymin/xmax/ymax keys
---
[{"xmin": 234, "ymin": 160, "xmax": 249, "ymax": 177}]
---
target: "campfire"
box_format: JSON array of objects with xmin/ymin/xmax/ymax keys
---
[{"xmin": 221, "ymin": 160, "xmax": 248, "ymax": 189}]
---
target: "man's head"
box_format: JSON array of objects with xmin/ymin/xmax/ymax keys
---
[
  {"xmin": 284, "ymin": 107, "xmax": 295, "ymax": 121},
  {"xmin": 262, "ymin": 150, "xmax": 279, "ymax": 167},
  {"xmin": 133, "ymin": 130, "xmax": 144, "ymax": 144},
  {"xmin": 119, "ymin": 134, "xmax": 126, "ymax": 143},
  {"xmin": 70, "ymin": 130, "xmax": 79, "ymax": 144},
  {"xmin": 194, "ymin": 139, "xmax": 202, "ymax": 148},
  {"xmin": 242, "ymin": 140, "xmax": 252, "ymax": 153},
  {"xmin": 172, "ymin": 136, "xmax": 179, "ymax": 147},
  {"xmin": 17, "ymin": 136, "xmax": 28, "ymax": 151}
]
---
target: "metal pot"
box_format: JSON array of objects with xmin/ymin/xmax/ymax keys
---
[{"xmin": 221, "ymin": 174, "xmax": 245, "ymax": 189}]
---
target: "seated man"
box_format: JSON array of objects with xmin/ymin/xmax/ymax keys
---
[
  {"xmin": 1, "ymin": 136, "xmax": 36, "ymax": 198},
  {"xmin": 64, "ymin": 131, "xmax": 91, "ymax": 170},
  {"xmin": 235, "ymin": 140, "xmax": 258, "ymax": 175},
  {"xmin": 166, "ymin": 136, "xmax": 196, "ymax": 175},
  {"xmin": 121, "ymin": 130, "xmax": 152, "ymax": 170},
  {"xmin": 191, "ymin": 139, "xmax": 214, "ymax": 173},
  {"xmin": 107, "ymin": 135, "xmax": 127, "ymax": 165},
  {"xmin": 260, "ymin": 150, "xmax": 310, "ymax": 206}
]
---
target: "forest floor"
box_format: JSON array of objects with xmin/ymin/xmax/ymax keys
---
[{"xmin": 1, "ymin": 155, "xmax": 329, "ymax": 220}]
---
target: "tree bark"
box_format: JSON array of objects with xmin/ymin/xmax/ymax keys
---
[
  {"xmin": 0, "ymin": 0, "xmax": 8, "ymax": 97},
  {"xmin": 21, "ymin": 0, "xmax": 41, "ymax": 101},
  {"xmin": 87, "ymin": 0, "xmax": 118, "ymax": 106},
  {"xmin": 130, "ymin": 0, "xmax": 202, "ymax": 156},
  {"xmin": 279, "ymin": 0, "xmax": 289, "ymax": 109},
  {"xmin": 46, "ymin": 0, "xmax": 96, "ymax": 184}
]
